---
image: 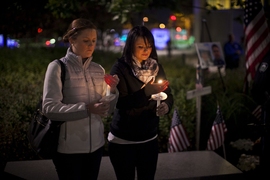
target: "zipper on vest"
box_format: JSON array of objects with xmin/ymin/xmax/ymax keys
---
[{"xmin": 84, "ymin": 70, "xmax": 88, "ymax": 82}]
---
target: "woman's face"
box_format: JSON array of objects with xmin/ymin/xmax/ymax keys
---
[
  {"xmin": 70, "ymin": 29, "xmax": 97, "ymax": 59},
  {"xmin": 133, "ymin": 37, "xmax": 152, "ymax": 63}
]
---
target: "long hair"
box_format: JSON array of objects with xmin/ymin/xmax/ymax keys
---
[{"xmin": 122, "ymin": 25, "xmax": 158, "ymax": 68}]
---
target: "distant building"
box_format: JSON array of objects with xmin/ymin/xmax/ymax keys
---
[{"xmin": 193, "ymin": 0, "xmax": 244, "ymax": 45}]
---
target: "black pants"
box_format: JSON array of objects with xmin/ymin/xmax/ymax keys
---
[
  {"xmin": 108, "ymin": 138, "xmax": 159, "ymax": 180},
  {"xmin": 52, "ymin": 147, "xmax": 103, "ymax": 180},
  {"xmin": 260, "ymin": 106, "xmax": 270, "ymax": 177}
]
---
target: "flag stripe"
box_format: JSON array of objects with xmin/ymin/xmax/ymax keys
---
[
  {"xmin": 252, "ymin": 105, "xmax": 261, "ymax": 121},
  {"xmin": 207, "ymin": 106, "xmax": 227, "ymax": 150},
  {"xmin": 244, "ymin": 0, "xmax": 270, "ymax": 80},
  {"xmin": 246, "ymin": 32, "xmax": 270, "ymax": 70},
  {"xmin": 168, "ymin": 108, "xmax": 190, "ymax": 152},
  {"xmin": 169, "ymin": 124, "xmax": 190, "ymax": 152},
  {"xmin": 245, "ymin": 9, "xmax": 266, "ymax": 45},
  {"xmin": 246, "ymin": 29, "xmax": 269, "ymax": 65},
  {"xmin": 207, "ymin": 123, "xmax": 227, "ymax": 150}
]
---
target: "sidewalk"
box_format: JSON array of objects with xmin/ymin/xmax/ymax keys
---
[
  {"xmin": 157, "ymin": 47, "xmax": 198, "ymax": 67},
  {"xmin": 4, "ymin": 151, "xmax": 243, "ymax": 180}
]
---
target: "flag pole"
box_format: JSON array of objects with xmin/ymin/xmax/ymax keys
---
[
  {"xmin": 222, "ymin": 143, "xmax": 226, "ymax": 160},
  {"xmin": 217, "ymin": 101, "xmax": 226, "ymax": 160}
]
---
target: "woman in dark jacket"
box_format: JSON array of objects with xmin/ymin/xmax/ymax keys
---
[{"xmin": 107, "ymin": 25, "xmax": 174, "ymax": 180}]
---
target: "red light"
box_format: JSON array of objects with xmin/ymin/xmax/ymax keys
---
[
  {"xmin": 37, "ymin": 28, "xmax": 43, "ymax": 33},
  {"xmin": 176, "ymin": 27, "xmax": 182, "ymax": 32},
  {"xmin": 45, "ymin": 41, "xmax": 50, "ymax": 46},
  {"xmin": 175, "ymin": 34, "xmax": 181, "ymax": 40},
  {"xmin": 170, "ymin": 15, "xmax": 176, "ymax": 21}
]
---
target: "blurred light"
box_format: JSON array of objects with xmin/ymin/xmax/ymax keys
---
[
  {"xmin": 0, "ymin": 34, "xmax": 20, "ymax": 48},
  {"xmin": 170, "ymin": 15, "xmax": 176, "ymax": 21},
  {"xmin": 7, "ymin": 39, "xmax": 19, "ymax": 48},
  {"xmin": 182, "ymin": 35, "xmax": 187, "ymax": 40},
  {"xmin": 120, "ymin": 35, "xmax": 127, "ymax": 42},
  {"xmin": 114, "ymin": 29, "xmax": 130, "ymax": 47},
  {"xmin": 159, "ymin": 23, "xmax": 166, "ymax": 29},
  {"xmin": 143, "ymin": 17, "xmax": 148, "ymax": 22},
  {"xmin": 176, "ymin": 27, "xmax": 182, "ymax": 32},
  {"xmin": 0, "ymin": 34, "xmax": 3, "ymax": 46},
  {"xmin": 175, "ymin": 34, "xmax": 181, "ymax": 40},
  {"xmin": 45, "ymin": 40, "xmax": 50, "ymax": 46},
  {"xmin": 151, "ymin": 28, "xmax": 170, "ymax": 50},
  {"xmin": 37, "ymin": 28, "xmax": 43, "ymax": 33},
  {"xmin": 114, "ymin": 38, "xmax": 120, "ymax": 46},
  {"xmin": 50, "ymin": 38, "xmax": 56, "ymax": 44}
]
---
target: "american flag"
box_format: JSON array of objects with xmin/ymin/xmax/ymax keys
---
[
  {"xmin": 168, "ymin": 108, "xmax": 190, "ymax": 152},
  {"xmin": 207, "ymin": 106, "xmax": 227, "ymax": 150},
  {"xmin": 244, "ymin": 0, "xmax": 270, "ymax": 83}
]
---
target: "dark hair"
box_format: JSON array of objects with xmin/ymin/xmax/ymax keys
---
[
  {"xmin": 122, "ymin": 25, "xmax": 158, "ymax": 67},
  {"xmin": 63, "ymin": 18, "xmax": 97, "ymax": 43},
  {"xmin": 211, "ymin": 44, "xmax": 219, "ymax": 49}
]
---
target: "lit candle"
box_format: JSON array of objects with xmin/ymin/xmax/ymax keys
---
[
  {"xmin": 157, "ymin": 97, "xmax": 161, "ymax": 107},
  {"xmin": 157, "ymin": 80, "xmax": 163, "ymax": 105},
  {"xmin": 156, "ymin": 79, "xmax": 163, "ymax": 116},
  {"xmin": 156, "ymin": 94, "xmax": 161, "ymax": 116},
  {"xmin": 106, "ymin": 84, "xmax": 110, "ymax": 96}
]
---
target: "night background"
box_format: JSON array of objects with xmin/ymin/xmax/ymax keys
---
[{"xmin": 1, "ymin": 0, "xmax": 270, "ymax": 179}]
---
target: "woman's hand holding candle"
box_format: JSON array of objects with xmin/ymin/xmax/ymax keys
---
[
  {"xmin": 102, "ymin": 74, "xmax": 119, "ymax": 103},
  {"xmin": 104, "ymin": 74, "xmax": 119, "ymax": 94},
  {"xmin": 144, "ymin": 79, "xmax": 169, "ymax": 96},
  {"xmin": 156, "ymin": 102, "xmax": 169, "ymax": 116},
  {"xmin": 144, "ymin": 79, "xmax": 169, "ymax": 116},
  {"xmin": 106, "ymin": 84, "xmax": 111, "ymax": 96}
]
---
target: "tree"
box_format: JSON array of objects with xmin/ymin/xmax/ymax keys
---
[
  {"xmin": 45, "ymin": 0, "xmax": 123, "ymax": 31},
  {"xmin": 105, "ymin": 0, "xmax": 193, "ymax": 26},
  {"xmin": 45, "ymin": 0, "xmax": 195, "ymax": 27},
  {"xmin": 45, "ymin": 0, "xmax": 123, "ymax": 46}
]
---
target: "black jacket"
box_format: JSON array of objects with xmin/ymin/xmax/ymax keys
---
[
  {"xmin": 251, "ymin": 51, "xmax": 270, "ymax": 125},
  {"xmin": 110, "ymin": 58, "xmax": 174, "ymax": 141},
  {"xmin": 252, "ymin": 51, "xmax": 270, "ymax": 105}
]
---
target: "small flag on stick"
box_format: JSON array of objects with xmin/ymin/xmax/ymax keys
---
[
  {"xmin": 207, "ymin": 106, "xmax": 227, "ymax": 150},
  {"xmin": 168, "ymin": 108, "xmax": 190, "ymax": 152}
]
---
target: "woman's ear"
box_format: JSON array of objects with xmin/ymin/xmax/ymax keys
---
[{"xmin": 69, "ymin": 38, "xmax": 74, "ymax": 46}]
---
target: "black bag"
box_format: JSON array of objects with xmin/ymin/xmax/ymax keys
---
[{"xmin": 27, "ymin": 59, "xmax": 65, "ymax": 159}]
